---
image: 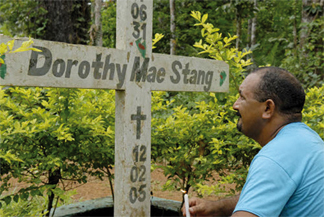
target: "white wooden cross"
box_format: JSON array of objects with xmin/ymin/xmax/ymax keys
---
[{"xmin": 0, "ymin": 0, "xmax": 229, "ymax": 216}]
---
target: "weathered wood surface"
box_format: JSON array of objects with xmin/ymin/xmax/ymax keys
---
[{"xmin": 0, "ymin": 36, "xmax": 229, "ymax": 92}]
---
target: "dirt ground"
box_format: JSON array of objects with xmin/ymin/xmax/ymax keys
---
[
  {"xmin": 61, "ymin": 167, "xmax": 227, "ymax": 203},
  {"xmin": 3, "ymin": 167, "xmax": 230, "ymax": 204}
]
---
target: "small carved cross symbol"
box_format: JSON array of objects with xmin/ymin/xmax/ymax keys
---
[{"xmin": 131, "ymin": 106, "xmax": 147, "ymax": 139}]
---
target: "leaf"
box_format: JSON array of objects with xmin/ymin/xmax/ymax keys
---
[
  {"xmin": 152, "ymin": 33, "xmax": 164, "ymax": 49},
  {"xmin": 190, "ymin": 11, "xmax": 200, "ymax": 21},
  {"xmin": 201, "ymin": 14, "xmax": 208, "ymax": 24},
  {"xmin": 0, "ymin": 43, "xmax": 8, "ymax": 56},
  {"xmin": 13, "ymin": 194, "xmax": 19, "ymax": 203},
  {"xmin": 10, "ymin": 38, "xmax": 41, "ymax": 53},
  {"xmin": 219, "ymin": 71, "xmax": 227, "ymax": 86},
  {"xmin": 3, "ymin": 196, "xmax": 11, "ymax": 205},
  {"xmin": 20, "ymin": 192, "xmax": 29, "ymax": 200},
  {"xmin": 7, "ymin": 40, "xmax": 15, "ymax": 51},
  {"xmin": 31, "ymin": 189, "xmax": 40, "ymax": 197}
]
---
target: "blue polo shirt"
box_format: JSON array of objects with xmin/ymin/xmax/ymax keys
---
[{"xmin": 233, "ymin": 122, "xmax": 324, "ymax": 217}]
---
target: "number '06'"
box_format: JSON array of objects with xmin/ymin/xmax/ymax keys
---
[{"xmin": 131, "ymin": 3, "xmax": 147, "ymax": 21}]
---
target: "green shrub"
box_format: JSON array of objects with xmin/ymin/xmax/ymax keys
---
[{"xmin": 0, "ymin": 87, "xmax": 115, "ymax": 214}]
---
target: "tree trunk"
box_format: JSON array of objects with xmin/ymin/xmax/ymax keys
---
[
  {"xmin": 170, "ymin": 0, "xmax": 176, "ymax": 55},
  {"xmin": 251, "ymin": 0, "xmax": 257, "ymax": 65},
  {"xmin": 251, "ymin": 0, "xmax": 257, "ymax": 48},
  {"xmin": 45, "ymin": 169, "xmax": 62, "ymax": 217},
  {"xmin": 300, "ymin": 0, "xmax": 321, "ymax": 49},
  {"xmin": 293, "ymin": 0, "xmax": 298, "ymax": 49},
  {"xmin": 235, "ymin": 14, "xmax": 241, "ymax": 50},
  {"xmin": 235, "ymin": 0, "xmax": 241, "ymax": 50},
  {"xmin": 247, "ymin": 18, "xmax": 252, "ymax": 47},
  {"xmin": 38, "ymin": 0, "xmax": 91, "ymax": 44},
  {"xmin": 36, "ymin": 1, "xmax": 90, "ymax": 216},
  {"xmin": 90, "ymin": 0, "xmax": 103, "ymax": 46}
]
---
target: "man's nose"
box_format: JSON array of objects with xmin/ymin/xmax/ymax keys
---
[{"xmin": 233, "ymin": 99, "xmax": 239, "ymax": 110}]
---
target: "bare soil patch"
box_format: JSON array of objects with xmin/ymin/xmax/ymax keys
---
[{"xmin": 2, "ymin": 168, "xmax": 233, "ymax": 204}]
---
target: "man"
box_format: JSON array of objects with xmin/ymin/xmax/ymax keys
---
[{"xmin": 183, "ymin": 67, "xmax": 324, "ymax": 217}]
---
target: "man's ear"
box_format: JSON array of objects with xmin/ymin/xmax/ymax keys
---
[{"xmin": 262, "ymin": 99, "xmax": 275, "ymax": 119}]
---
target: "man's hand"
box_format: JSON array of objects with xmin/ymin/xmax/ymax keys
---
[
  {"xmin": 181, "ymin": 197, "xmax": 227, "ymax": 217},
  {"xmin": 182, "ymin": 195, "xmax": 240, "ymax": 217}
]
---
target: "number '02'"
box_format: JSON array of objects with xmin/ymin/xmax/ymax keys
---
[{"xmin": 130, "ymin": 165, "xmax": 146, "ymax": 182}]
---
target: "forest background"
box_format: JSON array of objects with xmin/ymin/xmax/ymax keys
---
[{"xmin": 0, "ymin": 0, "xmax": 323, "ymax": 216}]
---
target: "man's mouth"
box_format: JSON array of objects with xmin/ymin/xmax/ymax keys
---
[{"xmin": 236, "ymin": 111, "xmax": 241, "ymax": 118}]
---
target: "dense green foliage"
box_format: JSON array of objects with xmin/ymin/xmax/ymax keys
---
[
  {"xmin": 150, "ymin": 11, "xmax": 255, "ymax": 197},
  {"xmin": 151, "ymin": 91, "xmax": 259, "ymax": 196},
  {"xmin": 0, "ymin": 0, "xmax": 47, "ymax": 38},
  {"xmin": 101, "ymin": 1, "xmax": 116, "ymax": 48},
  {"xmin": 0, "ymin": 88, "xmax": 115, "ymax": 212}
]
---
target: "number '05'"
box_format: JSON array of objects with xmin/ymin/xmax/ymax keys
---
[{"xmin": 129, "ymin": 184, "xmax": 146, "ymax": 204}]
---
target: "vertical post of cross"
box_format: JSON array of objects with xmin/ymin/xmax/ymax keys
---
[{"xmin": 115, "ymin": 0, "xmax": 153, "ymax": 216}]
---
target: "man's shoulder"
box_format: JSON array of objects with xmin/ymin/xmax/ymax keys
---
[
  {"xmin": 263, "ymin": 122, "xmax": 323, "ymax": 154},
  {"xmin": 253, "ymin": 122, "xmax": 324, "ymax": 190}
]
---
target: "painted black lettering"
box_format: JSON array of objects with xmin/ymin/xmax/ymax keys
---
[
  {"xmin": 189, "ymin": 69, "xmax": 197, "ymax": 84},
  {"xmin": 130, "ymin": 56, "xmax": 149, "ymax": 82},
  {"xmin": 140, "ymin": 145, "xmax": 146, "ymax": 162},
  {"xmin": 197, "ymin": 70, "xmax": 205, "ymax": 84},
  {"xmin": 131, "ymin": 3, "xmax": 139, "ymax": 19},
  {"xmin": 147, "ymin": 66, "xmax": 156, "ymax": 82},
  {"xmin": 28, "ymin": 46, "xmax": 52, "ymax": 76},
  {"xmin": 52, "ymin": 59, "xmax": 65, "ymax": 77},
  {"xmin": 182, "ymin": 63, "xmax": 190, "ymax": 84},
  {"xmin": 116, "ymin": 63, "xmax": 127, "ymax": 89},
  {"xmin": 78, "ymin": 61, "xmax": 90, "ymax": 79},
  {"xmin": 170, "ymin": 60, "xmax": 181, "ymax": 84},
  {"xmin": 138, "ymin": 184, "xmax": 146, "ymax": 202},
  {"xmin": 129, "ymin": 187, "xmax": 137, "ymax": 204},
  {"xmin": 204, "ymin": 71, "xmax": 213, "ymax": 91},
  {"xmin": 132, "ymin": 21, "xmax": 141, "ymax": 39},
  {"xmin": 92, "ymin": 53, "xmax": 103, "ymax": 79},
  {"xmin": 65, "ymin": 59, "xmax": 78, "ymax": 78},
  {"xmin": 139, "ymin": 165, "xmax": 146, "ymax": 181},
  {"xmin": 156, "ymin": 67, "xmax": 165, "ymax": 83},
  {"xmin": 140, "ymin": 4, "xmax": 147, "ymax": 21},
  {"xmin": 130, "ymin": 166, "xmax": 138, "ymax": 183},
  {"xmin": 102, "ymin": 55, "xmax": 115, "ymax": 80}
]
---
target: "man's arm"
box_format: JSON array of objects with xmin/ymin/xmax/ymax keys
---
[
  {"xmin": 182, "ymin": 194, "xmax": 240, "ymax": 217},
  {"xmin": 232, "ymin": 211, "xmax": 258, "ymax": 217}
]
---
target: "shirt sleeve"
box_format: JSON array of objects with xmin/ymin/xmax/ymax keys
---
[{"xmin": 233, "ymin": 156, "xmax": 297, "ymax": 217}]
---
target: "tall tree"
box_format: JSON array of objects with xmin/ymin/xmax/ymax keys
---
[
  {"xmin": 170, "ymin": 0, "xmax": 176, "ymax": 55},
  {"xmin": 38, "ymin": 0, "xmax": 90, "ymax": 44},
  {"xmin": 36, "ymin": 2, "xmax": 90, "ymax": 214},
  {"xmin": 300, "ymin": 0, "xmax": 323, "ymax": 48},
  {"xmin": 235, "ymin": 0, "xmax": 242, "ymax": 49},
  {"xmin": 250, "ymin": 0, "xmax": 257, "ymax": 48},
  {"xmin": 250, "ymin": 0, "xmax": 257, "ymax": 65},
  {"xmin": 293, "ymin": 0, "xmax": 299, "ymax": 49},
  {"xmin": 90, "ymin": 0, "xmax": 103, "ymax": 46}
]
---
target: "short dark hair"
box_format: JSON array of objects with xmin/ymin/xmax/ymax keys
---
[{"xmin": 249, "ymin": 67, "xmax": 305, "ymax": 120}]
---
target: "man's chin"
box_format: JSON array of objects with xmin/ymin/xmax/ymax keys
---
[{"xmin": 236, "ymin": 121, "xmax": 242, "ymax": 132}]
